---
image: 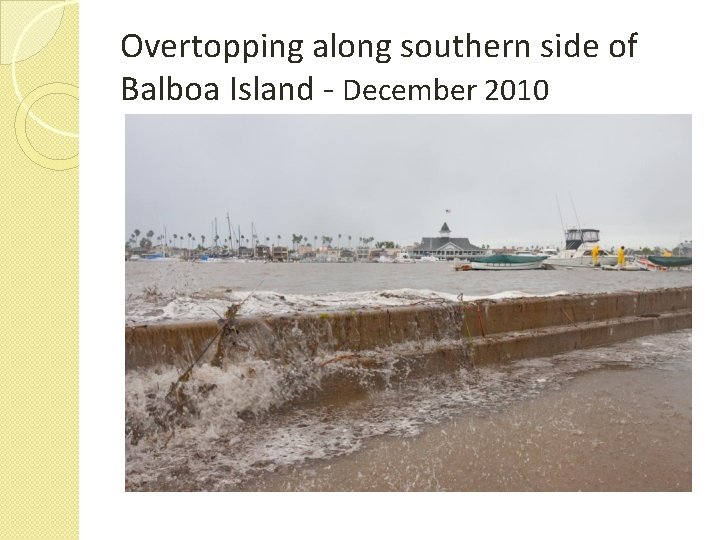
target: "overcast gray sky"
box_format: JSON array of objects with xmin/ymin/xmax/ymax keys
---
[{"xmin": 126, "ymin": 115, "xmax": 691, "ymax": 250}]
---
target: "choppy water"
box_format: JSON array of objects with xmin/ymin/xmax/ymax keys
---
[
  {"xmin": 125, "ymin": 261, "xmax": 691, "ymax": 490},
  {"xmin": 125, "ymin": 260, "xmax": 691, "ymax": 323},
  {"xmin": 125, "ymin": 329, "xmax": 691, "ymax": 491}
]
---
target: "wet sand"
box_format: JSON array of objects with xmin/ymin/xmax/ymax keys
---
[{"xmin": 243, "ymin": 367, "xmax": 691, "ymax": 491}]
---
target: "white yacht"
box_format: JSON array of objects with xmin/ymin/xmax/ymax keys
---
[
  {"xmin": 393, "ymin": 251, "xmax": 415, "ymax": 263},
  {"xmin": 544, "ymin": 228, "xmax": 617, "ymax": 268}
]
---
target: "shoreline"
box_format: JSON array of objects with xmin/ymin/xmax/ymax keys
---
[{"xmin": 241, "ymin": 366, "xmax": 691, "ymax": 491}]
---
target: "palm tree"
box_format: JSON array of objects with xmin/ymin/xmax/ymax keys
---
[
  {"xmin": 338, "ymin": 234, "xmax": 342, "ymax": 250},
  {"xmin": 348, "ymin": 235, "xmax": 352, "ymax": 248},
  {"xmin": 201, "ymin": 235, "xmax": 205, "ymax": 248},
  {"xmin": 144, "ymin": 231, "xmax": 153, "ymax": 251},
  {"xmin": 173, "ymin": 233, "xmax": 177, "ymax": 248},
  {"xmin": 314, "ymin": 235, "xmax": 318, "ymax": 249}
]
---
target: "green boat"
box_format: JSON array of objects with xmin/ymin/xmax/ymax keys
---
[
  {"xmin": 469, "ymin": 254, "xmax": 548, "ymax": 270},
  {"xmin": 647, "ymin": 256, "xmax": 692, "ymax": 267}
]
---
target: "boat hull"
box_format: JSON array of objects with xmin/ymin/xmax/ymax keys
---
[
  {"xmin": 600, "ymin": 262, "xmax": 648, "ymax": 271},
  {"xmin": 470, "ymin": 260, "xmax": 546, "ymax": 270},
  {"xmin": 647, "ymin": 256, "xmax": 692, "ymax": 267},
  {"xmin": 545, "ymin": 255, "xmax": 617, "ymax": 268},
  {"xmin": 469, "ymin": 254, "xmax": 548, "ymax": 270}
]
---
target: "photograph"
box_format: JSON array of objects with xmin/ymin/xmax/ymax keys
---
[{"xmin": 125, "ymin": 114, "xmax": 691, "ymax": 491}]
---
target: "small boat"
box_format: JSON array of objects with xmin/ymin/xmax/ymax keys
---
[
  {"xmin": 600, "ymin": 261, "xmax": 648, "ymax": 271},
  {"xmin": 544, "ymin": 229, "xmax": 617, "ymax": 268},
  {"xmin": 393, "ymin": 251, "xmax": 415, "ymax": 263},
  {"xmin": 647, "ymin": 255, "xmax": 692, "ymax": 267},
  {"xmin": 469, "ymin": 254, "xmax": 548, "ymax": 270},
  {"xmin": 419, "ymin": 255, "xmax": 441, "ymax": 262}
]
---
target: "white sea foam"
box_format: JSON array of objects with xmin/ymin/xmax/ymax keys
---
[{"xmin": 125, "ymin": 287, "xmax": 571, "ymax": 324}]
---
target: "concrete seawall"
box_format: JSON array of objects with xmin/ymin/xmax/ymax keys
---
[{"xmin": 126, "ymin": 287, "xmax": 691, "ymax": 376}]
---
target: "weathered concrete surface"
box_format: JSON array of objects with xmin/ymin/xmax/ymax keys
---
[
  {"xmin": 125, "ymin": 287, "xmax": 691, "ymax": 374},
  {"xmin": 126, "ymin": 321, "xmax": 219, "ymax": 371}
]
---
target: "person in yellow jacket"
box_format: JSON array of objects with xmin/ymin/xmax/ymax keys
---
[
  {"xmin": 591, "ymin": 244, "xmax": 600, "ymax": 266},
  {"xmin": 618, "ymin": 245, "xmax": 625, "ymax": 266}
]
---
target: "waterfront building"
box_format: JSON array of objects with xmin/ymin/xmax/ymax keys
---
[
  {"xmin": 356, "ymin": 245, "xmax": 370, "ymax": 261},
  {"xmin": 410, "ymin": 222, "xmax": 483, "ymax": 260},
  {"xmin": 272, "ymin": 245, "xmax": 289, "ymax": 261}
]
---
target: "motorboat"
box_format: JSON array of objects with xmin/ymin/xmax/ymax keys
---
[
  {"xmin": 544, "ymin": 229, "xmax": 617, "ymax": 268},
  {"xmin": 469, "ymin": 254, "xmax": 548, "ymax": 270},
  {"xmin": 393, "ymin": 251, "xmax": 415, "ymax": 263}
]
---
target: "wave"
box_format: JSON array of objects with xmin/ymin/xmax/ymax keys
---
[
  {"xmin": 125, "ymin": 329, "xmax": 691, "ymax": 490},
  {"xmin": 125, "ymin": 287, "xmax": 570, "ymax": 325}
]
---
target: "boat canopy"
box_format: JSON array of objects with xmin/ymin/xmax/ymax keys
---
[
  {"xmin": 647, "ymin": 256, "xmax": 692, "ymax": 267},
  {"xmin": 564, "ymin": 228, "xmax": 600, "ymax": 250},
  {"xmin": 470, "ymin": 254, "xmax": 548, "ymax": 264}
]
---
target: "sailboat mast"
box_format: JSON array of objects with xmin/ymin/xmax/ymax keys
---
[
  {"xmin": 226, "ymin": 212, "xmax": 234, "ymax": 252},
  {"xmin": 555, "ymin": 194, "xmax": 567, "ymax": 247},
  {"xmin": 568, "ymin": 192, "xmax": 583, "ymax": 243},
  {"xmin": 569, "ymin": 192, "xmax": 581, "ymax": 229},
  {"xmin": 252, "ymin": 222, "xmax": 256, "ymax": 258}
]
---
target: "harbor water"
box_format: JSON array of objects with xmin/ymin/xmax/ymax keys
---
[
  {"xmin": 125, "ymin": 261, "xmax": 692, "ymax": 491},
  {"xmin": 126, "ymin": 260, "xmax": 692, "ymax": 323}
]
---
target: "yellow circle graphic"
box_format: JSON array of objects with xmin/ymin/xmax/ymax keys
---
[
  {"xmin": 15, "ymin": 82, "xmax": 79, "ymax": 170},
  {"xmin": 10, "ymin": 0, "xmax": 79, "ymax": 139},
  {"xmin": 0, "ymin": 1, "xmax": 65, "ymax": 64}
]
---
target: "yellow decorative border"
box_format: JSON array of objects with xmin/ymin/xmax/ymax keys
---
[{"xmin": 0, "ymin": 1, "xmax": 78, "ymax": 538}]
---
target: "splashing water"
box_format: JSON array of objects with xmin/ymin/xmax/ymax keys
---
[{"xmin": 126, "ymin": 329, "xmax": 691, "ymax": 491}]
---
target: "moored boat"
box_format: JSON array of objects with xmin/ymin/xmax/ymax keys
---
[
  {"xmin": 600, "ymin": 262, "xmax": 648, "ymax": 271},
  {"xmin": 469, "ymin": 254, "xmax": 548, "ymax": 270},
  {"xmin": 544, "ymin": 228, "xmax": 617, "ymax": 268},
  {"xmin": 393, "ymin": 251, "xmax": 415, "ymax": 263},
  {"xmin": 647, "ymin": 255, "xmax": 692, "ymax": 267}
]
